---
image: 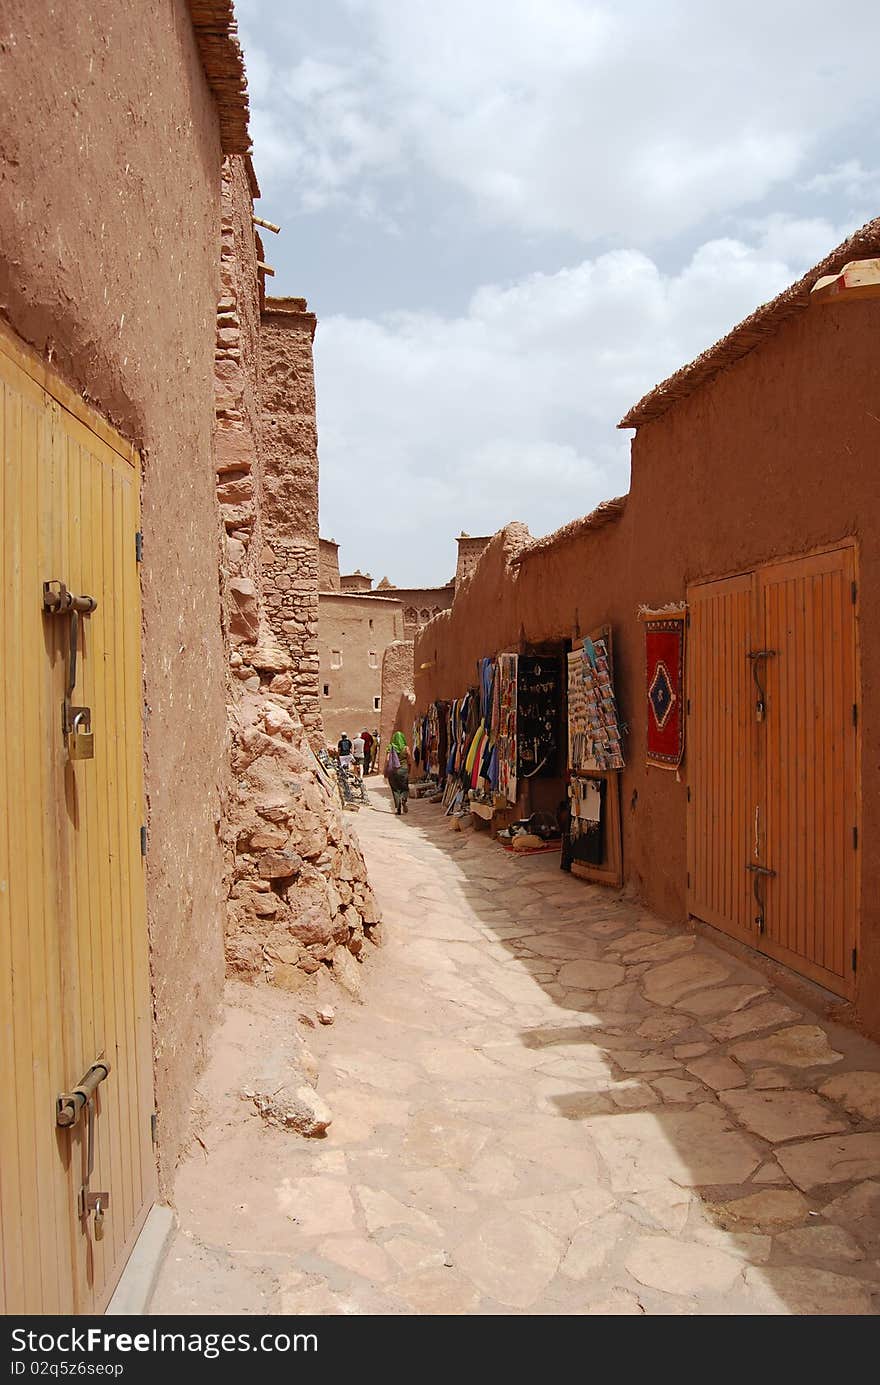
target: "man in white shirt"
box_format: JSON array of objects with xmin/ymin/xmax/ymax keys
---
[{"xmin": 351, "ymin": 732, "xmax": 366, "ymax": 777}]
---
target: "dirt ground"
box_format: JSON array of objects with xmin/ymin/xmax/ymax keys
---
[{"xmin": 151, "ymin": 785, "xmax": 880, "ymax": 1315}]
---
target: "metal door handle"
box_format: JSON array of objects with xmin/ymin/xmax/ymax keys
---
[
  {"xmin": 746, "ymin": 649, "xmax": 775, "ymax": 721},
  {"xmin": 746, "ymin": 862, "xmax": 776, "ymax": 933}
]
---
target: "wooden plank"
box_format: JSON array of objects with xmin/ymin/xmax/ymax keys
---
[{"xmin": 687, "ymin": 572, "xmax": 754, "ymax": 943}]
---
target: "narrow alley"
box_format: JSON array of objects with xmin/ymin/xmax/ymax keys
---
[{"xmin": 151, "ymin": 789, "xmax": 880, "ymax": 1317}]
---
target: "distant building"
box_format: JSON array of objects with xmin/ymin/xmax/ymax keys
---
[{"xmin": 317, "ymin": 542, "xmax": 455, "ymax": 744}]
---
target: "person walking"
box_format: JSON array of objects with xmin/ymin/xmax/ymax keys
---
[
  {"xmin": 351, "ymin": 731, "xmax": 366, "ymax": 777},
  {"xmin": 371, "ymin": 729, "xmax": 380, "ymax": 773},
  {"xmin": 337, "ymin": 733, "xmax": 353, "ymax": 770},
  {"xmin": 361, "ymin": 729, "xmax": 374, "ymax": 776},
  {"xmin": 384, "ymin": 730, "xmax": 411, "ymax": 815}
]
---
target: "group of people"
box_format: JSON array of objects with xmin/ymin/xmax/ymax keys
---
[
  {"xmin": 337, "ymin": 729, "xmax": 379, "ymax": 777},
  {"xmin": 335, "ymin": 728, "xmax": 412, "ymax": 816}
]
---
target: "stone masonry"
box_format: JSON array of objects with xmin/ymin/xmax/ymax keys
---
[{"xmin": 213, "ymin": 156, "xmax": 380, "ymax": 997}]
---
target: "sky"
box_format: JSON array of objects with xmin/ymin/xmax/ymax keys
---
[{"xmin": 236, "ymin": 0, "xmax": 880, "ymax": 586}]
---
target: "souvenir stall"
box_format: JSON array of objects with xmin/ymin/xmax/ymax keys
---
[{"xmin": 565, "ymin": 628, "xmax": 625, "ymax": 884}]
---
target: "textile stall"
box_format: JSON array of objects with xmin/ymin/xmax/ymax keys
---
[{"xmin": 565, "ymin": 629, "xmax": 624, "ymax": 883}]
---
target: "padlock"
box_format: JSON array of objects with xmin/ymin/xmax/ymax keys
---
[{"xmin": 68, "ymin": 710, "xmax": 94, "ymax": 761}]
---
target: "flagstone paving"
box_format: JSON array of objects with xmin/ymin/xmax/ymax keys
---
[{"xmin": 151, "ymin": 788, "xmax": 880, "ymax": 1316}]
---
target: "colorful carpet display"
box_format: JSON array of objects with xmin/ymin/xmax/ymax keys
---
[
  {"xmin": 578, "ymin": 637, "xmax": 625, "ymax": 771},
  {"xmin": 644, "ymin": 614, "xmax": 686, "ymax": 768},
  {"xmin": 496, "ymin": 653, "xmax": 518, "ymax": 804}
]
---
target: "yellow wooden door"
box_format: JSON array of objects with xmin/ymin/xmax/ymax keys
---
[{"xmin": 0, "ymin": 327, "xmax": 155, "ymax": 1315}]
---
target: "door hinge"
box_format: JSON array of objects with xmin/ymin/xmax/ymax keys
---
[
  {"xmin": 140, "ymin": 824, "xmax": 148, "ymax": 856},
  {"xmin": 135, "ymin": 531, "xmax": 143, "ymax": 562},
  {"xmin": 852, "ymin": 703, "xmax": 858, "ymax": 728},
  {"xmin": 151, "ymin": 1111, "xmax": 158, "ymax": 1145},
  {"xmin": 852, "ymin": 947, "xmax": 858, "ymax": 972},
  {"xmin": 851, "ymin": 580, "xmax": 857, "ymax": 605}
]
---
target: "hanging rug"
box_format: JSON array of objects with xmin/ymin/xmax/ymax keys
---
[{"xmin": 644, "ymin": 614, "xmax": 686, "ymax": 769}]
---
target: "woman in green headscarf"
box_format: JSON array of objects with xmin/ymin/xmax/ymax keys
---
[{"xmin": 384, "ymin": 730, "xmax": 411, "ymax": 815}]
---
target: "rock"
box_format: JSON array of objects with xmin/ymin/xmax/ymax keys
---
[
  {"xmin": 720, "ymin": 1089, "xmax": 848, "ymax": 1143},
  {"xmin": 641, "ymin": 954, "xmax": 730, "ymax": 1006},
  {"xmin": 248, "ymin": 824, "xmax": 288, "ymax": 850},
  {"xmin": 557, "ymin": 959, "xmax": 625, "ymax": 990},
  {"xmin": 751, "ymin": 1068, "xmax": 789, "ymax": 1089},
  {"xmin": 820, "ymin": 1180, "xmax": 880, "ymax": 1255},
  {"xmin": 674, "ymin": 984, "xmax": 767, "ymax": 1017},
  {"xmin": 316, "ymin": 1236, "xmax": 392, "ymax": 1284},
  {"xmin": 251, "ymin": 642, "xmax": 290, "ymax": 674},
  {"xmin": 332, "ymin": 944, "xmax": 363, "ymax": 998},
  {"xmin": 272, "ymin": 962, "xmax": 309, "ymax": 993},
  {"xmin": 706, "ymin": 1001, "xmax": 799, "ymax": 1042},
  {"xmin": 819, "ymin": 1071, "xmax": 880, "ymax": 1121},
  {"xmin": 730, "ymin": 1025, "xmax": 844, "ymax": 1069},
  {"xmin": 288, "ymin": 905, "xmax": 335, "ymax": 947},
  {"xmin": 263, "ymin": 702, "xmax": 295, "ymax": 735},
  {"xmin": 625, "ymin": 1236, "xmax": 743, "ymax": 1295},
  {"xmin": 744, "ymin": 1265, "xmax": 874, "ymax": 1315},
  {"xmin": 653, "ymin": 1076, "xmax": 702, "ymax": 1104},
  {"xmin": 560, "ymin": 1214, "xmax": 630, "ymax": 1279},
  {"xmin": 252, "ymin": 894, "xmax": 279, "ymax": 918},
  {"xmin": 775, "ymin": 1133, "xmax": 880, "ymax": 1190},
  {"xmin": 356, "ymin": 1186, "xmax": 442, "ymax": 1239},
  {"xmin": 587, "ymin": 1106, "xmax": 761, "ymax": 1192},
  {"xmin": 393, "ymin": 1268, "xmax": 481, "ymax": 1315},
  {"xmin": 225, "ymin": 935, "xmax": 263, "ymax": 974},
  {"xmin": 637, "ymin": 1012, "xmax": 690, "ymax": 1042},
  {"xmin": 317, "ymin": 1005, "xmax": 335, "ymax": 1025},
  {"xmin": 225, "ymin": 536, "xmax": 246, "ymax": 570},
  {"xmin": 258, "ymin": 849, "xmax": 303, "ymax": 879},
  {"xmin": 686, "ymin": 1055, "xmax": 747, "ymax": 1091},
  {"xmin": 714, "ymin": 1189, "xmax": 810, "ymax": 1231},
  {"xmin": 776, "ymin": 1223, "xmax": 864, "ymax": 1262},
  {"xmin": 247, "ymin": 1081, "xmax": 332, "ymax": 1137},
  {"xmin": 455, "ymin": 1214, "xmax": 562, "ymax": 1308},
  {"xmin": 228, "ymin": 577, "xmax": 259, "ymax": 641},
  {"xmin": 277, "ymin": 1176, "xmax": 357, "ymax": 1235}
]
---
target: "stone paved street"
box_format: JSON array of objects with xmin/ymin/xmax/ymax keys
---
[{"xmin": 152, "ymin": 787, "xmax": 880, "ymax": 1315}]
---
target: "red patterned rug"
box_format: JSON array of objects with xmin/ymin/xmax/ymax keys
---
[{"xmin": 644, "ymin": 614, "xmax": 686, "ymax": 769}]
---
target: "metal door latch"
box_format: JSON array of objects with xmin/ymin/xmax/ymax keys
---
[
  {"xmin": 746, "ymin": 649, "xmax": 776, "ymax": 721},
  {"xmin": 57, "ymin": 1060, "xmax": 112, "ymax": 1240},
  {"xmin": 746, "ymin": 862, "xmax": 776, "ymax": 933},
  {"xmin": 42, "ymin": 580, "xmax": 97, "ymax": 759},
  {"xmin": 56, "ymin": 1059, "xmax": 111, "ymax": 1128}
]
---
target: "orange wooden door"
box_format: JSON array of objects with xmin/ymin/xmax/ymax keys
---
[
  {"xmin": 758, "ymin": 547, "xmax": 858, "ymax": 996},
  {"xmin": 687, "ymin": 572, "xmax": 756, "ymax": 943},
  {"xmin": 688, "ymin": 547, "xmax": 859, "ymax": 999}
]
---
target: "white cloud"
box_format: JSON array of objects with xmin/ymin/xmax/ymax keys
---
[
  {"xmin": 239, "ymin": 0, "xmax": 880, "ymax": 243},
  {"xmin": 315, "ymin": 233, "xmax": 807, "ymax": 584}
]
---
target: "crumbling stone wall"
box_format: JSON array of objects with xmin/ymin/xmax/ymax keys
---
[
  {"xmin": 214, "ymin": 158, "xmax": 380, "ymax": 999},
  {"xmin": 259, "ymin": 300, "xmax": 323, "ymax": 746}
]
